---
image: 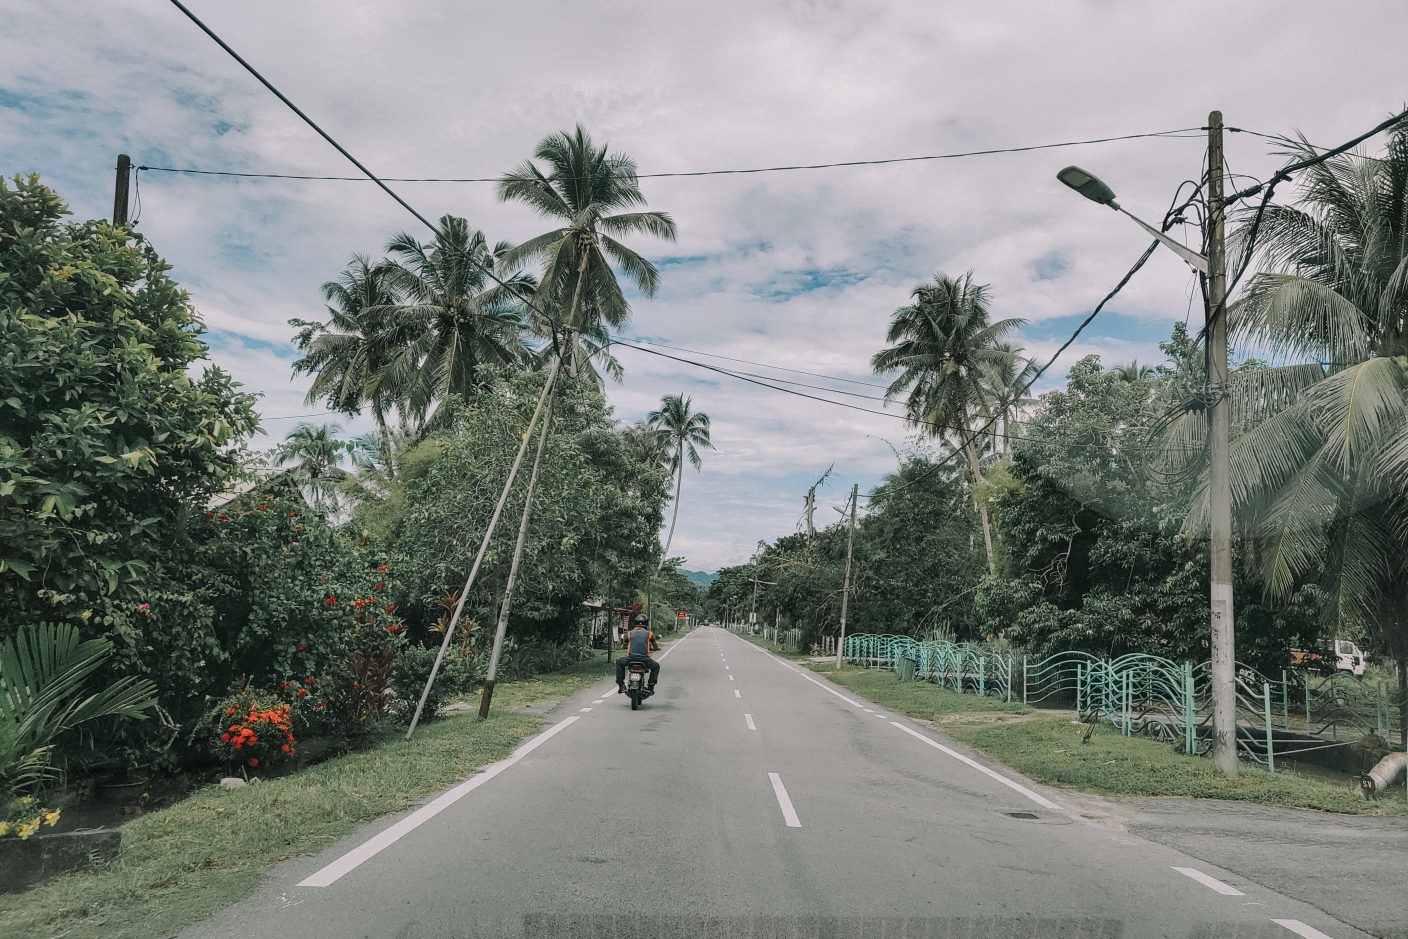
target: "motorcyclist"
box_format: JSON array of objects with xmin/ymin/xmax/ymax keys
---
[{"xmin": 616, "ymin": 614, "xmax": 660, "ymax": 694}]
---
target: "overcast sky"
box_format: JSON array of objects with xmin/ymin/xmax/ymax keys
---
[{"xmin": 4, "ymin": 1, "xmax": 1405, "ymax": 571}]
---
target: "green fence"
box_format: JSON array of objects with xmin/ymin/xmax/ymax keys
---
[{"xmin": 843, "ymin": 634, "xmax": 1402, "ymax": 771}]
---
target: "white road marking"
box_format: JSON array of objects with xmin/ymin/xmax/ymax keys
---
[
  {"xmin": 745, "ymin": 714, "xmax": 757, "ymax": 730},
  {"xmin": 863, "ymin": 708, "xmax": 874, "ymax": 712},
  {"xmin": 733, "ymin": 636, "xmax": 863, "ymax": 707},
  {"xmin": 1173, "ymin": 867, "xmax": 1243, "ymax": 896},
  {"xmin": 298, "ymin": 715, "xmax": 580, "ymax": 887},
  {"xmin": 768, "ymin": 773, "xmax": 802, "ymax": 827},
  {"xmin": 875, "ymin": 714, "xmax": 889, "ymax": 719},
  {"xmin": 734, "ymin": 690, "xmax": 741, "ymax": 697},
  {"xmin": 729, "ymin": 675, "xmax": 734, "ymax": 680},
  {"xmin": 592, "ymin": 700, "xmax": 603, "ymax": 704},
  {"xmin": 579, "ymin": 707, "xmax": 593, "ymax": 712},
  {"xmin": 890, "ymin": 722, "xmax": 1062, "ymax": 810},
  {"xmin": 1272, "ymin": 921, "xmax": 1335, "ymax": 939}
]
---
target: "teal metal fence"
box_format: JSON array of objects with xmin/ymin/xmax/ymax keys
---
[{"xmin": 843, "ymin": 634, "xmax": 1403, "ymax": 771}]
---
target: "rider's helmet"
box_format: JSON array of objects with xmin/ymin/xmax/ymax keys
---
[{"xmin": 632, "ymin": 614, "xmax": 649, "ymax": 627}]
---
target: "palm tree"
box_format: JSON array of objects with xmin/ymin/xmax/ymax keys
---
[
  {"xmin": 988, "ymin": 341, "xmax": 1039, "ymax": 456},
  {"xmin": 647, "ymin": 394, "xmax": 713, "ymax": 570},
  {"xmin": 620, "ymin": 420, "xmax": 672, "ymax": 473},
  {"xmin": 274, "ymin": 422, "xmax": 350, "ymax": 509},
  {"xmin": 374, "ymin": 217, "xmax": 534, "ymax": 426},
  {"xmin": 871, "ymin": 271, "xmax": 1025, "ymax": 574},
  {"xmin": 1109, "ymin": 360, "xmax": 1156, "ymax": 383},
  {"xmin": 1173, "ymin": 126, "xmax": 1408, "ymax": 738},
  {"xmin": 496, "ymin": 124, "xmax": 677, "ymax": 361},
  {"xmin": 290, "ymin": 255, "xmax": 398, "ymax": 449}
]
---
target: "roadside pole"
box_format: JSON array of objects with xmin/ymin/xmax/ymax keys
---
[
  {"xmin": 113, "ymin": 154, "xmax": 130, "ymax": 226},
  {"xmin": 835, "ymin": 483, "xmax": 858, "ymax": 668},
  {"xmin": 1206, "ymin": 111, "xmax": 1238, "ymax": 777}
]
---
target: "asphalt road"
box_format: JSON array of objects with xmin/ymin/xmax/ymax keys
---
[{"xmin": 180, "ymin": 627, "xmax": 1377, "ymax": 939}]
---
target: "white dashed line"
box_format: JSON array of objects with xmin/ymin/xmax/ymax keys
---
[
  {"xmin": 1173, "ymin": 867, "xmax": 1243, "ymax": 896},
  {"xmin": 734, "ymin": 689, "xmax": 741, "ymax": 697},
  {"xmin": 768, "ymin": 773, "xmax": 802, "ymax": 827},
  {"xmin": 592, "ymin": 700, "xmax": 603, "ymax": 704},
  {"xmin": 862, "ymin": 708, "xmax": 874, "ymax": 712},
  {"xmin": 745, "ymin": 714, "xmax": 756, "ymax": 730},
  {"xmin": 729, "ymin": 675, "xmax": 734, "ymax": 681},
  {"xmin": 1272, "ymin": 921, "xmax": 1335, "ymax": 939},
  {"xmin": 579, "ymin": 707, "xmax": 593, "ymax": 712}
]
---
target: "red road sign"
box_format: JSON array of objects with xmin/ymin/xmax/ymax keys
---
[{"xmin": 676, "ymin": 610, "xmax": 688, "ymax": 619}]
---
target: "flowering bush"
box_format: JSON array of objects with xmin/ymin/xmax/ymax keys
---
[
  {"xmin": 206, "ymin": 691, "xmax": 297, "ymax": 771},
  {"xmin": 0, "ymin": 796, "xmax": 61, "ymax": 840}
]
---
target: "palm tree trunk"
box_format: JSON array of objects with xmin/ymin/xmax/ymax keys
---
[
  {"xmin": 962, "ymin": 437, "xmax": 996, "ymax": 575},
  {"xmin": 658, "ymin": 443, "xmax": 685, "ymax": 571}
]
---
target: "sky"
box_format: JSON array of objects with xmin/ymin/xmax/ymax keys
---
[{"xmin": 4, "ymin": 1, "xmax": 1406, "ymax": 572}]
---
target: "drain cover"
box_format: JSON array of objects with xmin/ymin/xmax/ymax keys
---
[{"xmin": 1008, "ymin": 812, "xmax": 1039, "ymax": 819}]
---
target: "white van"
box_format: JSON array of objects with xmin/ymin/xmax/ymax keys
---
[{"xmin": 1332, "ymin": 639, "xmax": 1367, "ymax": 677}]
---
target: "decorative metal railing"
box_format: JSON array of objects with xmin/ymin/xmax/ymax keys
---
[{"xmin": 843, "ymin": 634, "xmax": 1403, "ymax": 772}]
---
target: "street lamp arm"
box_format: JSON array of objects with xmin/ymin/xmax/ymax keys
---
[{"xmin": 1116, "ymin": 207, "xmax": 1209, "ymax": 275}]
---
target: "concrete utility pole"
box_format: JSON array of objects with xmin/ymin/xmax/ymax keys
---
[
  {"xmin": 1206, "ymin": 111, "xmax": 1238, "ymax": 777},
  {"xmin": 835, "ymin": 484, "xmax": 858, "ymax": 668},
  {"xmin": 749, "ymin": 574, "xmax": 776, "ymax": 635},
  {"xmin": 113, "ymin": 154, "xmax": 131, "ymax": 226}
]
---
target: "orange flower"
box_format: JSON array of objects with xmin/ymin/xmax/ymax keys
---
[
  {"xmin": 226, "ymin": 706, "xmax": 236, "ymax": 715},
  {"xmin": 248, "ymin": 758, "xmax": 259, "ymax": 767},
  {"xmin": 221, "ymin": 733, "xmax": 230, "ymax": 742},
  {"xmin": 297, "ymin": 688, "xmax": 308, "ymax": 697}
]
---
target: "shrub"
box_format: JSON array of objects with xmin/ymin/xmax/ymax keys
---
[{"xmin": 206, "ymin": 690, "xmax": 297, "ymax": 773}]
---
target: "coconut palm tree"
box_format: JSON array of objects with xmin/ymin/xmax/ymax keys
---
[
  {"xmin": 496, "ymin": 124, "xmax": 677, "ymax": 361},
  {"xmin": 274, "ymin": 422, "xmax": 350, "ymax": 509},
  {"xmin": 872, "ymin": 272, "xmax": 1025, "ymax": 574},
  {"xmin": 374, "ymin": 217, "xmax": 535, "ymax": 426},
  {"xmin": 620, "ymin": 420, "xmax": 672, "ymax": 473},
  {"xmin": 647, "ymin": 394, "xmax": 713, "ymax": 570},
  {"xmin": 988, "ymin": 341, "xmax": 1039, "ymax": 456},
  {"xmin": 1109, "ymin": 360, "xmax": 1156, "ymax": 383},
  {"xmin": 290, "ymin": 255, "xmax": 398, "ymax": 448},
  {"xmin": 1171, "ymin": 125, "xmax": 1408, "ymax": 737}
]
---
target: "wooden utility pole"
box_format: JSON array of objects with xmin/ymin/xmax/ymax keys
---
[
  {"xmin": 835, "ymin": 484, "xmax": 858, "ymax": 668},
  {"xmin": 113, "ymin": 154, "xmax": 131, "ymax": 226},
  {"xmin": 1206, "ymin": 111, "xmax": 1238, "ymax": 777}
]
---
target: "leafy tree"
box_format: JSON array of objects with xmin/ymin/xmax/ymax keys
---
[
  {"xmin": 872, "ymin": 271, "xmax": 1025, "ymax": 573},
  {"xmin": 0, "ymin": 174, "xmax": 259, "ymax": 636},
  {"xmin": 646, "ymin": 393, "xmax": 713, "ymax": 571}
]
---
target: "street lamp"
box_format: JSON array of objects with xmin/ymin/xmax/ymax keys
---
[
  {"xmin": 1057, "ymin": 118, "xmax": 1238, "ymax": 777},
  {"xmin": 1057, "ymin": 166, "xmax": 1209, "ymax": 274}
]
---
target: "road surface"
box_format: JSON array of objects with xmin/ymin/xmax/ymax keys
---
[{"xmin": 181, "ymin": 627, "xmax": 1379, "ymax": 939}]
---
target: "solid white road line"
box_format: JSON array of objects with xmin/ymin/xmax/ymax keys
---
[
  {"xmin": 890, "ymin": 722, "xmax": 1062, "ymax": 810},
  {"xmin": 298, "ymin": 715, "xmax": 581, "ymax": 887},
  {"xmin": 1173, "ymin": 867, "xmax": 1244, "ymax": 896},
  {"xmin": 1272, "ymin": 921, "xmax": 1335, "ymax": 939},
  {"xmin": 745, "ymin": 714, "xmax": 757, "ymax": 730},
  {"xmin": 733, "ymin": 635, "xmax": 863, "ymax": 707},
  {"xmin": 734, "ymin": 689, "xmax": 741, "ymax": 697},
  {"xmin": 768, "ymin": 772, "xmax": 802, "ymax": 827}
]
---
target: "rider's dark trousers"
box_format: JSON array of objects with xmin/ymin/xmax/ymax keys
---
[{"xmin": 616, "ymin": 656, "xmax": 660, "ymax": 688}]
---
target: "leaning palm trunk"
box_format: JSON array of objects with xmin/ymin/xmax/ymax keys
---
[
  {"xmin": 657, "ymin": 443, "xmax": 685, "ymax": 571},
  {"xmin": 961, "ymin": 434, "xmax": 996, "ymax": 575}
]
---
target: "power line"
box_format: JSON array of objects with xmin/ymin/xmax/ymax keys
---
[
  {"xmin": 134, "ymin": 128, "xmax": 1206, "ymax": 185},
  {"xmin": 622, "ymin": 337, "xmax": 890, "ymax": 389}
]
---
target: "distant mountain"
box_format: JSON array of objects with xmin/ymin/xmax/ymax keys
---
[{"xmin": 681, "ymin": 569, "xmax": 718, "ymax": 586}]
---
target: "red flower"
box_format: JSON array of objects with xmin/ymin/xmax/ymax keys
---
[
  {"xmin": 384, "ymin": 605, "xmax": 396, "ymax": 613},
  {"xmin": 248, "ymin": 758, "xmax": 259, "ymax": 767},
  {"xmin": 218, "ymin": 514, "xmax": 229, "ymax": 521},
  {"xmin": 374, "ymin": 582, "xmax": 384, "ymax": 591},
  {"xmin": 205, "ymin": 512, "xmax": 214, "ymax": 518},
  {"xmin": 298, "ymin": 643, "xmax": 308, "ymax": 651},
  {"xmin": 353, "ymin": 682, "xmax": 363, "ymax": 690},
  {"xmin": 377, "ymin": 565, "xmax": 388, "ymax": 572},
  {"xmin": 221, "ymin": 733, "xmax": 230, "ymax": 742},
  {"xmin": 305, "ymin": 677, "xmax": 316, "ymax": 684},
  {"xmin": 387, "ymin": 624, "xmax": 400, "ymax": 633},
  {"xmin": 258, "ymin": 504, "xmax": 266, "ymax": 510},
  {"xmin": 226, "ymin": 706, "xmax": 236, "ymax": 715},
  {"xmin": 316, "ymin": 701, "xmax": 327, "ymax": 709},
  {"xmin": 354, "ymin": 599, "xmax": 365, "ymax": 608},
  {"xmin": 282, "ymin": 744, "xmax": 291, "ymax": 752},
  {"xmin": 324, "ymin": 597, "xmax": 336, "ymax": 606},
  {"xmin": 288, "ymin": 511, "xmax": 296, "ymax": 517},
  {"xmin": 297, "ymin": 688, "xmax": 308, "ymax": 697}
]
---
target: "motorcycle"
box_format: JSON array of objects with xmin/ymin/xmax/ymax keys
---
[{"xmin": 625, "ymin": 663, "xmax": 654, "ymax": 710}]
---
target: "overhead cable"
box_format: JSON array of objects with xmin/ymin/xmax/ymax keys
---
[{"xmin": 135, "ymin": 128, "xmax": 1206, "ymax": 184}]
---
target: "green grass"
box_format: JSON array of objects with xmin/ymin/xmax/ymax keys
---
[
  {"xmin": 808, "ymin": 662, "xmax": 1408, "ymax": 817},
  {"xmin": 0, "ymin": 654, "xmax": 625, "ymax": 939}
]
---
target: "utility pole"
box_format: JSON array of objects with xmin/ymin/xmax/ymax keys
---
[
  {"xmin": 113, "ymin": 154, "xmax": 131, "ymax": 226},
  {"xmin": 835, "ymin": 484, "xmax": 858, "ymax": 668},
  {"xmin": 748, "ymin": 574, "xmax": 776, "ymax": 635},
  {"xmin": 1206, "ymin": 111, "xmax": 1238, "ymax": 777}
]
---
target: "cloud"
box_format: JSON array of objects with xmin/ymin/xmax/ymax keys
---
[{"xmin": 4, "ymin": 0, "xmax": 1405, "ymax": 569}]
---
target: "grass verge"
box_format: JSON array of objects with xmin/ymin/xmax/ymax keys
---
[
  {"xmin": 809, "ymin": 662, "xmax": 1408, "ymax": 817},
  {"xmin": 0, "ymin": 653, "xmax": 625, "ymax": 939}
]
